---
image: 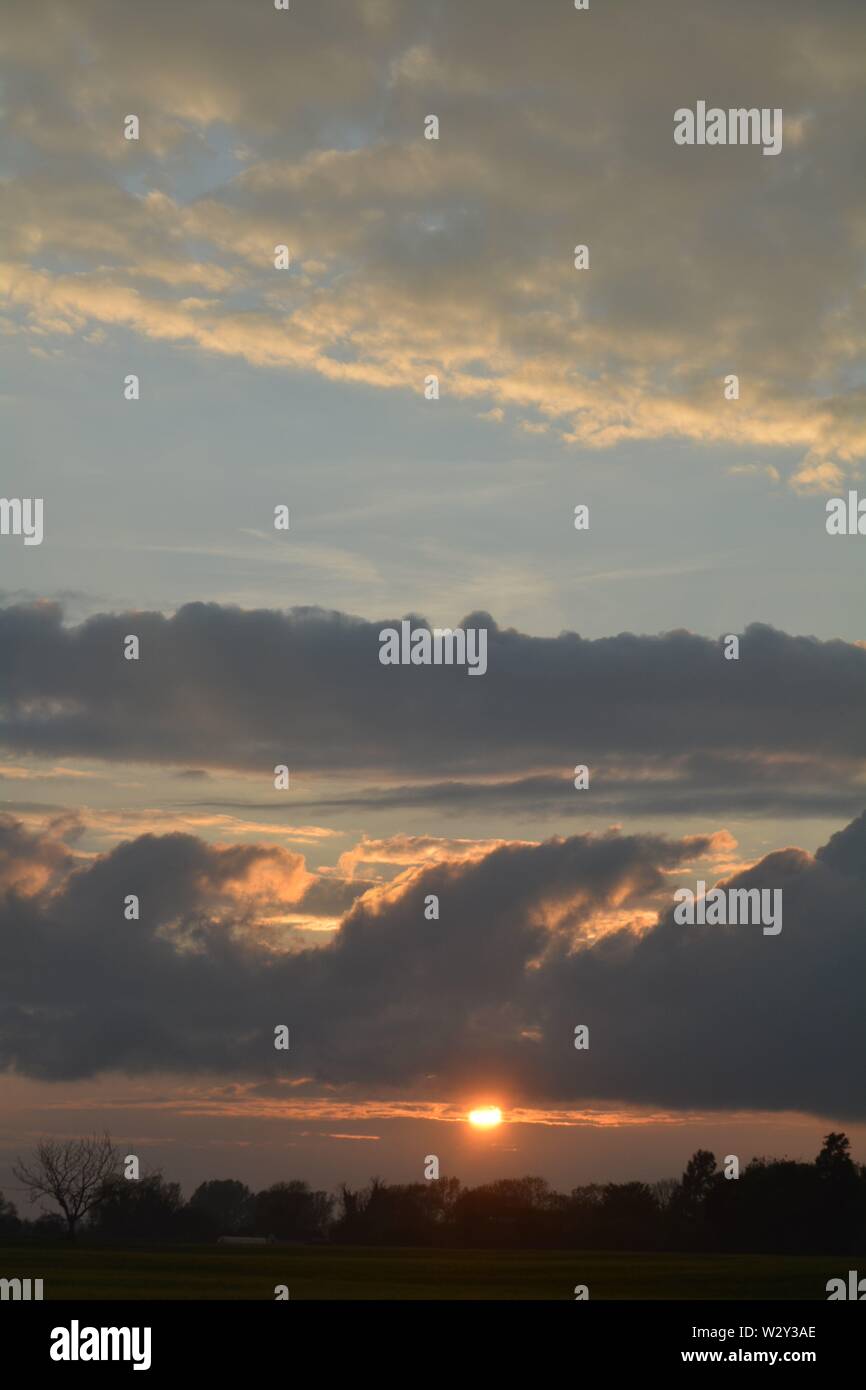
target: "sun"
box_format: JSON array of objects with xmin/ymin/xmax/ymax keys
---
[{"xmin": 468, "ymin": 1106, "xmax": 503, "ymax": 1129}]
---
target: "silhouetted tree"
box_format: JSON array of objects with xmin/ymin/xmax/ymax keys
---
[
  {"xmin": 707, "ymin": 1158, "xmax": 816, "ymax": 1254},
  {"xmin": 333, "ymin": 1176, "xmax": 460, "ymax": 1246},
  {"xmin": 334, "ymin": 1182, "xmax": 364, "ymax": 1242},
  {"xmin": 454, "ymin": 1176, "xmax": 559, "ymax": 1247},
  {"xmin": 0, "ymin": 1190, "xmax": 20, "ymax": 1238},
  {"xmin": 562, "ymin": 1184, "xmax": 605, "ymax": 1248},
  {"xmin": 814, "ymin": 1133, "xmax": 863, "ymax": 1252},
  {"xmin": 90, "ymin": 1172, "xmax": 187, "ymax": 1243},
  {"xmin": 669, "ymin": 1150, "xmax": 719, "ymax": 1249},
  {"xmin": 599, "ymin": 1182, "xmax": 661, "ymax": 1249},
  {"xmin": 188, "ymin": 1179, "xmax": 254, "ymax": 1237},
  {"xmin": 816, "ymin": 1132, "xmax": 855, "ymax": 1175},
  {"xmin": 13, "ymin": 1133, "xmax": 118, "ymax": 1240},
  {"xmin": 650, "ymin": 1178, "xmax": 679, "ymax": 1212},
  {"xmin": 254, "ymin": 1181, "xmax": 332, "ymax": 1241}
]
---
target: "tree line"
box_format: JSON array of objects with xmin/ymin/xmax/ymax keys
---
[{"xmin": 1, "ymin": 1132, "xmax": 863, "ymax": 1253}]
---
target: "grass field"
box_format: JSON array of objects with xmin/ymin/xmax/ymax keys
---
[{"xmin": 0, "ymin": 1245, "xmax": 857, "ymax": 1299}]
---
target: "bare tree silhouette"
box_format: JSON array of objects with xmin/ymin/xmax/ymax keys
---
[{"xmin": 13, "ymin": 1132, "xmax": 118, "ymax": 1240}]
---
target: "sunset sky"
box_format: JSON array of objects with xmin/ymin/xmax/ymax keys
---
[{"xmin": 1, "ymin": 0, "xmax": 865, "ymax": 1201}]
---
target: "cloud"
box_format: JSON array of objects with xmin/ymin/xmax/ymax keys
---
[
  {"xmin": 1, "ymin": 810, "xmax": 865, "ymax": 1121},
  {"xmin": 0, "ymin": 813, "xmax": 75, "ymax": 896},
  {"xmin": 286, "ymin": 762, "xmax": 866, "ymax": 823},
  {"xmin": 0, "ymin": 601, "xmax": 863, "ymax": 820},
  {"xmin": 2, "ymin": 0, "xmax": 865, "ymax": 478},
  {"xmin": 336, "ymin": 833, "xmax": 526, "ymax": 878}
]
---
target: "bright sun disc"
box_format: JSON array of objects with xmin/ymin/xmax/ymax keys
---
[{"xmin": 468, "ymin": 1106, "xmax": 503, "ymax": 1129}]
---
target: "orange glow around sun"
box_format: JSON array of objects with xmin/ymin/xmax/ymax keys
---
[{"xmin": 468, "ymin": 1106, "xmax": 503, "ymax": 1129}]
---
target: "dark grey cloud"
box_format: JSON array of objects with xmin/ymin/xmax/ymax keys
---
[
  {"xmin": 1, "ymin": 601, "xmax": 864, "ymax": 818},
  {"xmin": 1, "ymin": 810, "xmax": 864, "ymax": 1118},
  {"xmin": 206, "ymin": 760, "xmax": 866, "ymax": 822}
]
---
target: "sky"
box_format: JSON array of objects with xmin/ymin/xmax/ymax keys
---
[{"xmin": 1, "ymin": 0, "xmax": 865, "ymax": 1203}]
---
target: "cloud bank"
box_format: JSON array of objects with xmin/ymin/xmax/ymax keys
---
[
  {"xmin": 1, "ymin": 809, "xmax": 864, "ymax": 1118},
  {"xmin": 1, "ymin": 601, "xmax": 863, "ymax": 819}
]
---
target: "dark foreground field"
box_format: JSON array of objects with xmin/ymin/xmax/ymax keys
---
[{"xmin": 1, "ymin": 1245, "xmax": 857, "ymax": 1299}]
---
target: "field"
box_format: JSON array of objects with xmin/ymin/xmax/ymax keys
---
[{"xmin": 1, "ymin": 1245, "xmax": 856, "ymax": 1299}]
